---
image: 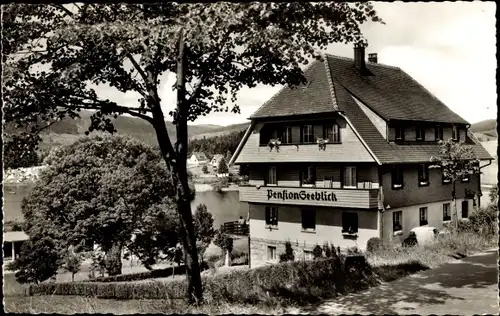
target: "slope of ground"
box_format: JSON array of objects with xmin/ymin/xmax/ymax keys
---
[
  {"xmin": 470, "ymin": 119, "xmax": 497, "ymax": 141},
  {"xmin": 5, "ymin": 110, "xmax": 230, "ymax": 150},
  {"xmin": 190, "ymin": 122, "xmax": 250, "ymax": 140}
]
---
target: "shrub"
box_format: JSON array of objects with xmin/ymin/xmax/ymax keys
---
[
  {"xmin": 402, "ymin": 233, "xmax": 418, "ymax": 248},
  {"xmin": 27, "ymin": 254, "xmax": 430, "ymax": 307},
  {"xmin": 312, "ymin": 245, "xmax": 323, "ymax": 259},
  {"xmin": 346, "ymin": 246, "xmax": 362, "ymax": 255},
  {"xmin": 85, "ymin": 265, "xmax": 189, "ymax": 283},
  {"xmin": 279, "ymin": 241, "xmax": 295, "ymax": 262},
  {"xmin": 9, "ymin": 236, "xmax": 61, "ymax": 284},
  {"xmin": 366, "ymin": 237, "xmax": 383, "ymax": 253},
  {"xmin": 202, "ymin": 165, "xmax": 209, "ymax": 174},
  {"xmin": 217, "ymin": 158, "xmax": 229, "ymax": 174},
  {"xmin": 63, "ymin": 251, "xmax": 82, "ymax": 282},
  {"xmin": 322, "ymin": 243, "xmax": 332, "ymax": 258}
]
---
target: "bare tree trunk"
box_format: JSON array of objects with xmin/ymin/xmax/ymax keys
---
[{"xmin": 174, "ymin": 31, "xmax": 203, "ymax": 303}]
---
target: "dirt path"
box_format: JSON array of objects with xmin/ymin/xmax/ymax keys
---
[{"xmin": 293, "ymin": 249, "xmax": 498, "ymax": 315}]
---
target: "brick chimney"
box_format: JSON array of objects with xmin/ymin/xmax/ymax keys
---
[
  {"xmin": 368, "ymin": 53, "xmax": 378, "ymax": 63},
  {"xmin": 353, "ymin": 43, "xmax": 367, "ymax": 71}
]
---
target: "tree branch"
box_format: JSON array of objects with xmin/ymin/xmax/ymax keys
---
[{"xmin": 186, "ymin": 30, "xmax": 231, "ymax": 106}]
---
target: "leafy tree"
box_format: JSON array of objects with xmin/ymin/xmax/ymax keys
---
[
  {"xmin": 217, "ymin": 157, "xmax": 229, "ymax": 174},
  {"xmin": 193, "ymin": 204, "xmax": 216, "ymax": 245},
  {"xmin": 3, "ymin": 2, "xmax": 381, "ymax": 301},
  {"xmin": 312, "ymin": 244, "xmax": 323, "ymax": 259},
  {"xmin": 3, "ymin": 134, "xmax": 40, "ymax": 170},
  {"xmin": 202, "ymin": 164, "xmax": 209, "ymax": 174},
  {"xmin": 21, "ymin": 135, "xmax": 179, "ymax": 276},
  {"xmin": 6, "ymin": 237, "xmax": 60, "ymax": 284},
  {"xmin": 63, "ymin": 251, "xmax": 83, "ymax": 282},
  {"xmin": 430, "ymin": 139, "xmax": 480, "ymax": 228},
  {"xmin": 279, "ymin": 241, "xmax": 295, "ymax": 262},
  {"xmin": 214, "ymin": 230, "xmax": 233, "ymax": 266},
  {"xmin": 127, "ymin": 200, "xmax": 182, "ymax": 270},
  {"xmin": 225, "ymin": 150, "xmax": 232, "ymax": 164}
]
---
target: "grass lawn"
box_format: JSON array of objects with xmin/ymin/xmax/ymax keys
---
[{"xmin": 4, "ymin": 295, "xmax": 284, "ymax": 314}]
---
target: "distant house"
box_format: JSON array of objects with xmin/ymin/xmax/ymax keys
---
[
  {"xmin": 211, "ymin": 154, "xmax": 224, "ymax": 168},
  {"xmin": 188, "ymin": 152, "xmax": 208, "ymax": 166}
]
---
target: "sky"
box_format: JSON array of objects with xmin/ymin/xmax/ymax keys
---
[{"xmin": 95, "ymin": 2, "xmax": 497, "ymax": 126}]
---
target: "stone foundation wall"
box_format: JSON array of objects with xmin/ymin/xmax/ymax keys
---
[{"xmin": 250, "ymin": 237, "xmax": 331, "ymax": 268}]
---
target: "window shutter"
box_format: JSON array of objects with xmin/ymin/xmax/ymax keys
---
[
  {"xmin": 300, "ymin": 125, "xmax": 303, "ymax": 143},
  {"xmin": 265, "ymin": 207, "xmax": 270, "ymax": 224}
]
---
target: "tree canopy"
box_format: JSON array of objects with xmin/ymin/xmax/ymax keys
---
[{"xmin": 21, "ymin": 135, "xmax": 186, "ymax": 274}]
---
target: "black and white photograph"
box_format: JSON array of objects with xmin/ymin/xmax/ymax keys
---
[{"xmin": 2, "ymin": 1, "xmax": 497, "ymax": 314}]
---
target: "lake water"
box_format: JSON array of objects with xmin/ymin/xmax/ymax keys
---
[{"xmin": 3, "ymin": 183, "xmax": 248, "ymax": 229}]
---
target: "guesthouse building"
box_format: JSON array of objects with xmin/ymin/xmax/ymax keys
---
[{"xmin": 229, "ymin": 45, "xmax": 493, "ymax": 267}]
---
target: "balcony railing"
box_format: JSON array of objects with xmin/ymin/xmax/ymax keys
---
[{"xmin": 239, "ymin": 185, "xmax": 379, "ymax": 209}]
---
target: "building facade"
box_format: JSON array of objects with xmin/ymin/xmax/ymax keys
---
[
  {"xmin": 230, "ymin": 45, "xmax": 492, "ymax": 268},
  {"xmin": 187, "ymin": 152, "xmax": 208, "ymax": 166}
]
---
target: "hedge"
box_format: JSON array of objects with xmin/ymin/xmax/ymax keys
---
[
  {"xmin": 27, "ymin": 255, "xmax": 382, "ymax": 303},
  {"xmin": 84, "ymin": 262, "xmax": 210, "ymax": 283}
]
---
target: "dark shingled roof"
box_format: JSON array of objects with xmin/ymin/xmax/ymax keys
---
[
  {"xmin": 326, "ymin": 54, "xmax": 469, "ymax": 124},
  {"xmin": 250, "ymin": 60, "xmax": 337, "ymax": 119},
  {"xmin": 244, "ymin": 53, "xmax": 492, "ymax": 164}
]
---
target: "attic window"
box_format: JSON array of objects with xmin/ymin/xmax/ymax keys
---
[
  {"xmin": 435, "ymin": 126, "xmax": 444, "ymax": 141},
  {"xmin": 416, "ymin": 127, "xmax": 425, "ymax": 141},
  {"xmin": 452, "ymin": 126, "xmax": 459, "ymax": 141},
  {"xmin": 395, "ymin": 127, "xmax": 405, "ymax": 141}
]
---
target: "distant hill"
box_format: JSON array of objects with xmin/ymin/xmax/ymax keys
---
[
  {"xmin": 4, "ymin": 110, "xmax": 231, "ymax": 150},
  {"xmin": 470, "ymin": 119, "xmax": 497, "ymax": 141},
  {"xmin": 190, "ymin": 122, "xmax": 250, "ymax": 140}
]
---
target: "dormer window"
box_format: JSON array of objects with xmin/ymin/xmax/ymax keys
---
[
  {"xmin": 281, "ymin": 126, "xmax": 292, "ymax": 144},
  {"xmin": 435, "ymin": 126, "xmax": 443, "ymax": 141},
  {"xmin": 392, "ymin": 165, "xmax": 404, "ymax": 189},
  {"xmin": 418, "ymin": 164, "xmax": 429, "ymax": 186},
  {"xmin": 416, "ymin": 127, "xmax": 425, "ymax": 141},
  {"xmin": 452, "ymin": 126, "xmax": 459, "ymax": 141},
  {"xmin": 301, "ymin": 125, "xmax": 314, "ymax": 143},
  {"xmin": 324, "ymin": 123, "xmax": 341, "ymax": 143},
  {"xmin": 395, "ymin": 127, "xmax": 405, "ymax": 141}
]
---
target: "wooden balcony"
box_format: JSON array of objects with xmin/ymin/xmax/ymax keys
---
[{"xmin": 239, "ymin": 185, "xmax": 379, "ymax": 209}]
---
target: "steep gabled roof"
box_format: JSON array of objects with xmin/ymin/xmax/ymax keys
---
[
  {"xmin": 326, "ymin": 54, "xmax": 469, "ymax": 125},
  {"xmin": 192, "ymin": 152, "xmax": 208, "ymax": 161},
  {"xmin": 250, "ymin": 60, "xmax": 338, "ymax": 119},
  {"xmin": 232, "ymin": 53, "xmax": 492, "ymax": 165}
]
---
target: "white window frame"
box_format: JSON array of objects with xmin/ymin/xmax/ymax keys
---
[
  {"xmin": 393, "ymin": 211, "xmax": 403, "ymax": 233},
  {"xmin": 301, "ymin": 209, "xmax": 316, "ymax": 232},
  {"xmin": 443, "ymin": 203, "xmax": 451, "ymax": 221},
  {"xmin": 392, "ymin": 166, "xmax": 404, "ymax": 189},
  {"xmin": 416, "ymin": 127, "xmax": 425, "ymax": 141},
  {"xmin": 419, "ymin": 207, "xmax": 428, "ymax": 226},
  {"xmin": 395, "ymin": 127, "xmax": 404, "ymax": 141},
  {"xmin": 343, "ymin": 166, "xmax": 357, "ymax": 189},
  {"xmin": 267, "ymin": 246, "xmax": 277, "ymax": 262},
  {"xmin": 435, "ymin": 126, "xmax": 443, "ymax": 141},
  {"xmin": 282, "ymin": 126, "xmax": 292, "ymax": 144},
  {"xmin": 452, "ymin": 126, "xmax": 459, "ymax": 141},
  {"xmin": 265, "ymin": 206, "xmax": 278, "ymax": 228},
  {"xmin": 418, "ymin": 164, "xmax": 429, "ymax": 186},
  {"xmin": 302, "ymin": 125, "xmax": 314, "ymax": 143},
  {"xmin": 267, "ymin": 166, "xmax": 277, "ymax": 186}
]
